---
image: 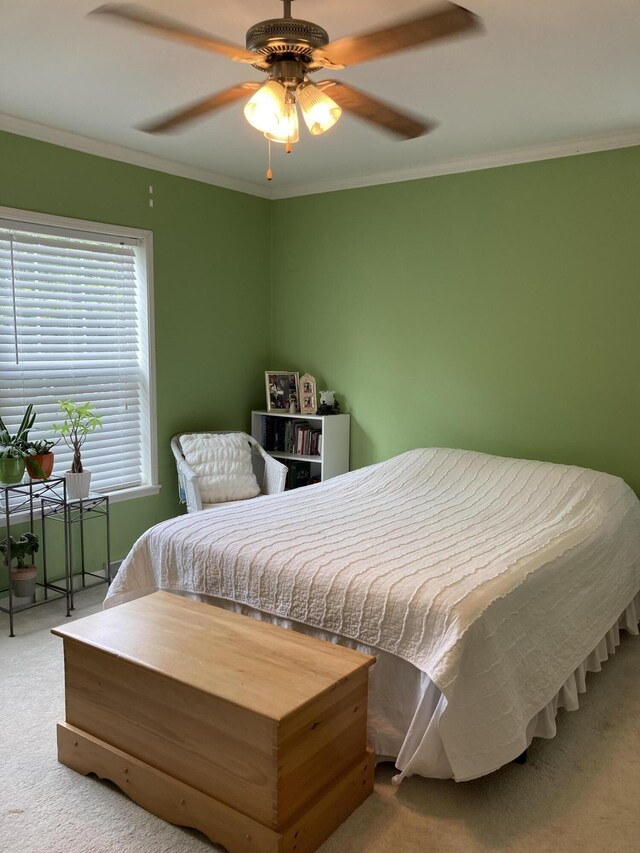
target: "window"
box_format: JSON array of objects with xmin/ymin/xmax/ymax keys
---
[{"xmin": 0, "ymin": 207, "xmax": 157, "ymax": 497}]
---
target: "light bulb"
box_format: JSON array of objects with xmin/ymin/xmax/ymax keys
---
[
  {"xmin": 244, "ymin": 80, "xmax": 287, "ymax": 135},
  {"xmin": 297, "ymin": 82, "xmax": 342, "ymax": 136},
  {"xmin": 264, "ymin": 99, "xmax": 299, "ymax": 144}
]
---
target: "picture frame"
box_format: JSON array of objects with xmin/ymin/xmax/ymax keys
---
[
  {"xmin": 265, "ymin": 371, "xmax": 300, "ymax": 413},
  {"xmin": 300, "ymin": 373, "xmax": 317, "ymax": 415}
]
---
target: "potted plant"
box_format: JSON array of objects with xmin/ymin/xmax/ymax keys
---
[
  {"xmin": 24, "ymin": 438, "xmax": 58, "ymax": 480},
  {"xmin": 0, "ymin": 443, "xmax": 26, "ymax": 486},
  {"xmin": 52, "ymin": 401, "xmax": 103, "ymax": 499},
  {"xmin": 0, "ymin": 405, "xmax": 36, "ymax": 485},
  {"xmin": 0, "ymin": 532, "xmax": 39, "ymax": 598}
]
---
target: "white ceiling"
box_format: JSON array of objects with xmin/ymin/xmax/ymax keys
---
[{"xmin": 1, "ymin": 0, "xmax": 640, "ymax": 198}]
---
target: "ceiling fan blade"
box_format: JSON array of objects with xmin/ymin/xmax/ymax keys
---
[
  {"xmin": 313, "ymin": 3, "xmax": 480, "ymax": 68},
  {"xmin": 139, "ymin": 83, "xmax": 260, "ymax": 133},
  {"xmin": 90, "ymin": 4, "xmax": 256, "ymax": 63},
  {"xmin": 317, "ymin": 81, "xmax": 433, "ymax": 140}
]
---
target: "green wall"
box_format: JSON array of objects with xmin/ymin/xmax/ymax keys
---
[
  {"xmin": 0, "ymin": 130, "xmax": 271, "ymax": 570},
  {"xmin": 270, "ymin": 146, "xmax": 640, "ymax": 493},
  {"xmin": 2, "ymin": 130, "xmax": 639, "ymax": 592}
]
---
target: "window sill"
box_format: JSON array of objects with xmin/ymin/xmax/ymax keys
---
[
  {"xmin": 96, "ymin": 484, "xmax": 162, "ymax": 504},
  {"xmin": 1, "ymin": 483, "xmax": 162, "ymax": 527}
]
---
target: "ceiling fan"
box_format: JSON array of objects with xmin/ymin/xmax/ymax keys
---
[{"xmin": 91, "ymin": 1, "xmax": 482, "ymax": 178}]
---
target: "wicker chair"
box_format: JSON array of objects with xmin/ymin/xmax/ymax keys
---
[{"xmin": 171, "ymin": 431, "xmax": 287, "ymax": 513}]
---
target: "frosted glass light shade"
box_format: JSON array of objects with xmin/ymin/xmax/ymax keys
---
[
  {"xmin": 298, "ymin": 83, "xmax": 342, "ymax": 135},
  {"xmin": 244, "ymin": 80, "xmax": 287, "ymax": 134},
  {"xmin": 264, "ymin": 100, "xmax": 299, "ymax": 144}
]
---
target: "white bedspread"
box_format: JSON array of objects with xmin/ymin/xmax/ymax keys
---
[{"xmin": 106, "ymin": 448, "xmax": 640, "ymax": 781}]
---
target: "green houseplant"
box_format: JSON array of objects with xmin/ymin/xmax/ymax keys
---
[
  {"xmin": 0, "ymin": 443, "xmax": 25, "ymax": 487},
  {"xmin": 0, "ymin": 532, "xmax": 39, "ymax": 598},
  {"xmin": 52, "ymin": 401, "xmax": 103, "ymax": 499},
  {"xmin": 24, "ymin": 438, "xmax": 58, "ymax": 480},
  {"xmin": 0, "ymin": 405, "xmax": 36, "ymax": 485}
]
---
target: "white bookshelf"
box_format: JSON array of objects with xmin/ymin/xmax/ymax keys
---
[{"xmin": 251, "ymin": 410, "xmax": 350, "ymax": 486}]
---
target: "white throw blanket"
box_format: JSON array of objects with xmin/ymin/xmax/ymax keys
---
[{"xmin": 106, "ymin": 448, "xmax": 640, "ymax": 780}]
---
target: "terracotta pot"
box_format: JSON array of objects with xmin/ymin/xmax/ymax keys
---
[
  {"xmin": 26, "ymin": 452, "xmax": 55, "ymax": 480},
  {"xmin": 10, "ymin": 565, "xmax": 37, "ymax": 598},
  {"xmin": 0, "ymin": 457, "xmax": 25, "ymax": 485}
]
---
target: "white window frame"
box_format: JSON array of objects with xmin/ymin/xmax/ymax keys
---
[{"xmin": 1, "ymin": 205, "xmax": 160, "ymax": 524}]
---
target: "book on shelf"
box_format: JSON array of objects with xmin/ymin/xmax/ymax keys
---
[
  {"xmin": 262, "ymin": 416, "xmax": 286, "ymax": 453},
  {"xmin": 261, "ymin": 415, "xmax": 321, "ymax": 457},
  {"xmin": 285, "ymin": 460, "xmax": 311, "ymax": 490},
  {"xmin": 290, "ymin": 422, "xmax": 321, "ymax": 456}
]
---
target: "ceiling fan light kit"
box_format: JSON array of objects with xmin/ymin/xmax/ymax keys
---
[
  {"xmin": 297, "ymin": 82, "xmax": 342, "ymax": 136},
  {"xmin": 244, "ymin": 75, "xmax": 340, "ymax": 143},
  {"xmin": 92, "ymin": 1, "xmax": 482, "ymax": 179},
  {"xmin": 244, "ymin": 79, "xmax": 287, "ymax": 135},
  {"xmin": 264, "ymin": 96, "xmax": 300, "ymax": 146}
]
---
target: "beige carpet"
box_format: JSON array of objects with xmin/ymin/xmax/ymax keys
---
[{"xmin": 2, "ymin": 587, "xmax": 640, "ymax": 853}]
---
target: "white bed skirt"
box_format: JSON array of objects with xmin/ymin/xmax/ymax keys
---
[{"xmin": 188, "ymin": 589, "xmax": 640, "ymax": 782}]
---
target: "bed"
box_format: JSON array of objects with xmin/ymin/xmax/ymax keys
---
[{"xmin": 105, "ymin": 448, "xmax": 640, "ymax": 781}]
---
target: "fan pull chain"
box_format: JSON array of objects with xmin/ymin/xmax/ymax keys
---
[{"xmin": 266, "ymin": 139, "xmax": 273, "ymax": 181}]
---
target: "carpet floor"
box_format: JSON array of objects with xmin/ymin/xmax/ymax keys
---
[{"xmin": 2, "ymin": 586, "xmax": 640, "ymax": 853}]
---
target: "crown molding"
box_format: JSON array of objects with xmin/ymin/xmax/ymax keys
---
[
  {"xmin": 0, "ymin": 112, "xmax": 271, "ymax": 199},
  {"xmin": 1, "ymin": 111, "xmax": 639, "ymax": 202},
  {"xmin": 269, "ymin": 127, "xmax": 640, "ymax": 199}
]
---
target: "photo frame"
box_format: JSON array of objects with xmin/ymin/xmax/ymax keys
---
[
  {"xmin": 265, "ymin": 371, "xmax": 300, "ymax": 413},
  {"xmin": 300, "ymin": 373, "xmax": 317, "ymax": 415}
]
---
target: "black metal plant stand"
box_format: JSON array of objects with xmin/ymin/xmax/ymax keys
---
[
  {"xmin": 1, "ymin": 480, "xmax": 112, "ymax": 637},
  {"xmin": 0, "ymin": 477, "xmax": 70, "ymax": 637},
  {"xmin": 41, "ymin": 492, "xmax": 111, "ymax": 611}
]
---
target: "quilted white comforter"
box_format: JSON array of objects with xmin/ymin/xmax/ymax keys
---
[{"xmin": 106, "ymin": 448, "xmax": 640, "ymax": 780}]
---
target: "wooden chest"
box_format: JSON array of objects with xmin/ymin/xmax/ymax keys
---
[{"xmin": 53, "ymin": 591, "xmax": 375, "ymax": 852}]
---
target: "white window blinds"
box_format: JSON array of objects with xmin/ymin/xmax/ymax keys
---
[{"xmin": 0, "ymin": 216, "xmax": 154, "ymax": 494}]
